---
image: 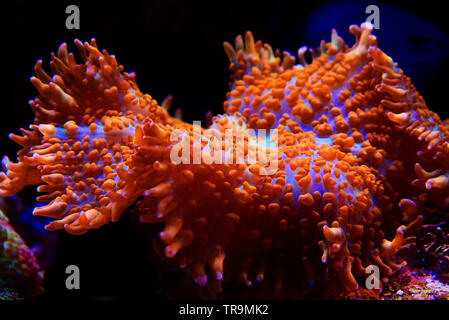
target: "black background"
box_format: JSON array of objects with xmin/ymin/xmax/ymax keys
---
[{"xmin": 3, "ymin": 0, "xmax": 449, "ymax": 300}]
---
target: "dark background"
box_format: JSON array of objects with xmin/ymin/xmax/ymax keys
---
[{"xmin": 3, "ymin": 0, "xmax": 449, "ymax": 299}]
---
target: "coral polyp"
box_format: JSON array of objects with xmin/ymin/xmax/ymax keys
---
[
  {"xmin": 1, "ymin": 22, "xmax": 449, "ymax": 298},
  {"xmin": 0, "ymin": 209, "xmax": 44, "ymax": 299}
]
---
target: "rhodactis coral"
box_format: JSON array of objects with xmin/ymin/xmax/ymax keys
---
[{"xmin": 1, "ymin": 22, "xmax": 449, "ymax": 298}]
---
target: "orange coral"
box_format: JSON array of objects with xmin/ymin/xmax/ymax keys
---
[{"xmin": 1, "ymin": 22, "xmax": 449, "ymax": 297}]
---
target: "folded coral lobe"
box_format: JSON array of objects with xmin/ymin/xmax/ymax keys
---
[
  {"xmin": 0, "ymin": 39, "xmax": 173, "ymax": 234},
  {"xmin": 2, "ymin": 22, "xmax": 449, "ymax": 297}
]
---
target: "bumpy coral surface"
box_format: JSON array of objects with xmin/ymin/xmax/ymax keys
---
[
  {"xmin": 0, "ymin": 210, "xmax": 44, "ymax": 299},
  {"xmin": 1, "ymin": 22, "xmax": 449, "ymax": 297}
]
